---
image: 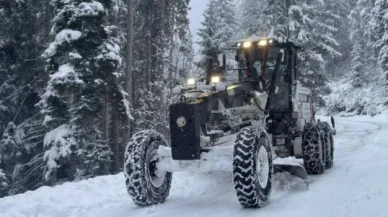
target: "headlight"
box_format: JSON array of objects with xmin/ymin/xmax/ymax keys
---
[
  {"xmin": 243, "ymin": 41, "xmax": 252, "ymax": 48},
  {"xmin": 176, "ymin": 116, "xmax": 187, "ymax": 128},
  {"xmin": 211, "ymin": 76, "xmax": 220, "ymax": 83},
  {"xmin": 187, "ymin": 78, "xmax": 195, "ymax": 86},
  {"xmin": 258, "ymin": 40, "xmax": 268, "ymax": 46}
]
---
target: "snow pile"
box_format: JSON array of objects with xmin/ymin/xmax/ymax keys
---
[
  {"xmin": 2, "ymin": 116, "xmax": 388, "ymax": 217},
  {"xmin": 0, "ymin": 174, "xmax": 128, "ymax": 217},
  {"xmin": 322, "ymin": 78, "xmax": 388, "ymax": 116},
  {"xmin": 273, "ymin": 172, "xmax": 308, "ymax": 191}
]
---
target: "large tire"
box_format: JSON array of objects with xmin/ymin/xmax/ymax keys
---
[
  {"xmin": 318, "ymin": 122, "xmax": 334, "ymax": 169},
  {"xmin": 124, "ymin": 130, "xmax": 172, "ymax": 206},
  {"xmin": 302, "ymin": 123, "xmax": 326, "ymax": 175},
  {"xmin": 233, "ymin": 127, "xmax": 273, "ymax": 208}
]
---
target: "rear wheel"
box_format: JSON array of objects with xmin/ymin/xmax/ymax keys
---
[
  {"xmin": 233, "ymin": 127, "xmax": 273, "ymax": 208},
  {"xmin": 124, "ymin": 130, "xmax": 172, "ymax": 206},
  {"xmin": 318, "ymin": 122, "xmax": 334, "ymax": 169},
  {"xmin": 302, "ymin": 123, "xmax": 325, "ymax": 175}
]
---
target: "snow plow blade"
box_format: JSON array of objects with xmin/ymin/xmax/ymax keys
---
[{"xmin": 273, "ymin": 163, "xmax": 308, "ymax": 181}]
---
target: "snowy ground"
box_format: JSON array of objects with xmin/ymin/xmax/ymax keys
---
[{"xmin": 1, "ymin": 116, "xmax": 388, "ymax": 217}]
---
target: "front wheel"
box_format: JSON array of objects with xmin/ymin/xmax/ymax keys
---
[
  {"xmin": 124, "ymin": 130, "xmax": 172, "ymax": 206},
  {"xmin": 233, "ymin": 127, "xmax": 273, "ymax": 208}
]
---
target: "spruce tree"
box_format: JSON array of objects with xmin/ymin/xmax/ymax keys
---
[
  {"xmin": 40, "ymin": 0, "xmax": 123, "ymax": 182},
  {"xmin": 349, "ymin": 0, "xmax": 374, "ymax": 88},
  {"xmin": 198, "ymin": 0, "xmax": 237, "ymax": 77},
  {"xmin": 370, "ymin": 0, "xmax": 388, "ymax": 84},
  {"xmin": 238, "ymin": 0, "xmax": 271, "ymax": 37},
  {"xmin": 0, "ymin": 168, "xmax": 9, "ymax": 198},
  {"xmin": 270, "ymin": 0, "xmax": 340, "ymax": 106}
]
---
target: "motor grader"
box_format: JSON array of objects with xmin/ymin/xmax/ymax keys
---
[{"xmin": 123, "ymin": 37, "xmax": 336, "ymax": 208}]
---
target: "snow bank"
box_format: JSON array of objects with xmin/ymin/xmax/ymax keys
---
[
  {"xmin": 0, "ymin": 174, "xmax": 128, "ymax": 217},
  {"xmin": 322, "ymin": 77, "xmax": 388, "ymax": 116},
  {"xmin": 2, "ymin": 116, "xmax": 388, "ymax": 217}
]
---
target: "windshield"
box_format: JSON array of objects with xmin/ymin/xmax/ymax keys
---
[
  {"xmin": 238, "ymin": 46, "xmax": 280, "ymax": 82},
  {"xmin": 237, "ymin": 45, "xmax": 290, "ymax": 110}
]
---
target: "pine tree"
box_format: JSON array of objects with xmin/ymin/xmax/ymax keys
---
[
  {"xmin": 198, "ymin": 0, "xmax": 237, "ymax": 79},
  {"xmin": 267, "ymin": 0, "xmax": 290, "ymax": 41},
  {"xmin": 0, "ymin": 0, "xmax": 46, "ymax": 144},
  {"xmin": 370, "ymin": 0, "xmax": 388, "ymax": 85},
  {"xmin": 166, "ymin": 0, "xmax": 193, "ymax": 85},
  {"xmin": 0, "ymin": 168, "xmax": 9, "ymax": 198},
  {"xmin": 198, "ymin": 0, "xmax": 221, "ymax": 64},
  {"xmin": 0, "ymin": 122, "xmax": 17, "ymax": 196},
  {"xmin": 267, "ymin": 0, "xmax": 341, "ymax": 107},
  {"xmin": 40, "ymin": 0, "xmax": 124, "ymax": 182},
  {"xmin": 238, "ymin": 0, "xmax": 271, "ymax": 38},
  {"xmin": 214, "ymin": 0, "xmax": 238, "ymax": 47},
  {"xmin": 349, "ymin": 0, "xmax": 374, "ymax": 88}
]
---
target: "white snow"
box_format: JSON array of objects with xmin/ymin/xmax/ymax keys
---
[
  {"xmin": 2, "ymin": 116, "xmax": 388, "ymax": 217},
  {"xmin": 44, "ymin": 30, "xmax": 82, "ymax": 57},
  {"xmin": 71, "ymin": 1, "xmax": 105, "ymax": 21},
  {"xmin": 50, "ymin": 64, "xmax": 84, "ymax": 85},
  {"xmin": 43, "ymin": 124, "xmax": 72, "ymax": 148},
  {"xmin": 384, "ymin": 12, "xmax": 388, "ymax": 20},
  {"xmin": 43, "ymin": 124, "xmax": 75, "ymax": 180},
  {"xmin": 69, "ymin": 52, "xmax": 82, "ymax": 59},
  {"xmin": 96, "ymin": 42, "xmax": 122, "ymax": 66}
]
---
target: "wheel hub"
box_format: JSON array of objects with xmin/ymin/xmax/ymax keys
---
[
  {"xmin": 256, "ymin": 146, "xmax": 270, "ymax": 189},
  {"xmin": 148, "ymin": 149, "xmax": 166, "ymax": 188}
]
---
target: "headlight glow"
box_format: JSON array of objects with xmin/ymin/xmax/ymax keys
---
[
  {"xmin": 211, "ymin": 76, "xmax": 220, "ymax": 83},
  {"xmin": 187, "ymin": 78, "xmax": 195, "ymax": 86},
  {"xmin": 243, "ymin": 41, "xmax": 252, "ymax": 48},
  {"xmin": 258, "ymin": 40, "xmax": 268, "ymax": 46}
]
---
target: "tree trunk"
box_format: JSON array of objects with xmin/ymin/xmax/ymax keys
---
[
  {"xmin": 125, "ymin": 0, "xmax": 135, "ymax": 138},
  {"xmin": 168, "ymin": 1, "xmax": 176, "ymax": 87},
  {"xmin": 44, "ymin": 0, "xmax": 52, "ymax": 42},
  {"xmin": 158, "ymin": 0, "xmax": 166, "ymax": 77},
  {"xmin": 110, "ymin": 97, "xmax": 120, "ymax": 173}
]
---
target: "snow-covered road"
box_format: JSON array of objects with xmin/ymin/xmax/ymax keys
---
[{"xmin": 1, "ymin": 116, "xmax": 388, "ymax": 217}]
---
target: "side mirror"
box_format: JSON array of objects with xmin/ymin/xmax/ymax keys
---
[
  {"xmin": 280, "ymin": 49, "xmax": 287, "ymax": 65},
  {"xmin": 222, "ymin": 54, "xmax": 226, "ymax": 68}
]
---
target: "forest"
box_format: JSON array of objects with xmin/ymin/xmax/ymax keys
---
[{"xmin": 0, "ymin": 0, "xmax": 387, "ymax": 198}]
